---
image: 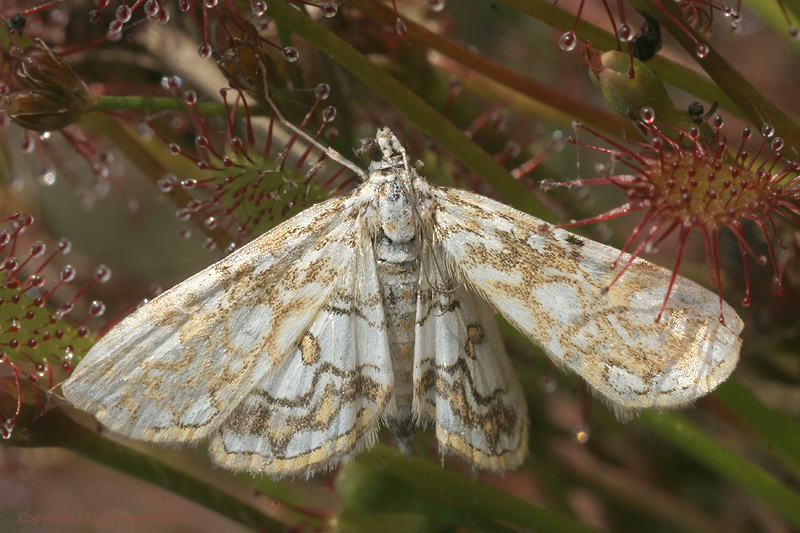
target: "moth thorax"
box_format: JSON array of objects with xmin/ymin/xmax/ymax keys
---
[{"xmin": 377, "ymin": 178, "xmax": 416, "ymax": 243}]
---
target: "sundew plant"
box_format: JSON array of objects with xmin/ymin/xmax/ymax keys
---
[{"xmin": 1, "ymin": 0, "xmax": 799, "ymax": 531}]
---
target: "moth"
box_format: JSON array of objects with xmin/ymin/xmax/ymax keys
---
[{"xmin": 63, "ymin": 128, "xmax": 743, "ymax": 477}]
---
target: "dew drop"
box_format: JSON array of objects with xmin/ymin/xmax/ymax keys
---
[
  {"xmin": 315, "ymin": 83, "xmax": 331, "ymax": 99},
  {"xmin": 618, "ymin": 23, "xmax": 633, "ymax": 42},
  {"xmin": 89, "ymin": 300, "xmax": 106, "ymax": 316},
  {"xmin": 204, "ymin": 0, "xmax": 218, "ymax": 7},
  {"xmin": 144, "ymin": 0, "xmax": 160, "ymax": 17},
  {"xmin": 3, "ymin": 419, "xmax": 16, "ymax": 438},
  {"xmin": 19, "ymin": 133, "xmax": 34, "ymax": 154},
  {"xmin": 115, "ymin": 5, "xmax": 132, "ymax": 22},
  {"xmin": 282, "ymin": 46, "xmax": 299, "ymax": 62},
  {"xmin": 96, "ymin": 0, "xmax": 111, "ymax": 7},
  {"xmin": 741, "ymin": 126, "xmax": 751, "ymax": 141},
  {"xmin": 155, "ymin": 9, "xmax": 170, "ymax": 23},
  {"xmin": 640, "ymin": 106, "xmax": 655, "ymax": 124},
  {"xmin": 322, "ymin": 106, "xmax": 337, "ymax": 122},
  {"xmin": 108, "ymin": 19, "xmax": 123, "ymax": 34},
  {"xmin": 204, "ymin": 216, "xmax": 219, "ymax": 229},
  {"xmin": 396, "ymin": 18, "xmax": 407, "ymax": 37},
  {"xmin": 60, "ymin": 265, "xmax": 76, "ymax": 282},
  {"xmin": 157, "ymin": 174, "xmax": 179, "ymax": 192},
  {"xmin": 761, "ymin": 123, "xmax": 774, "ymax": 138},
  {"xmin": 772, "ymin": 137, "xmax": 784, "ymax": 151},
  {"xmin": 88, "ymin": 9, "xmax": 102, "ymax": 23},
  {"xmin": 791, "ymin": 26, "xmax": 799, "ymax": 40},
  {"xmin": 39, "ymin": 169, "xmax": 57, "ymax": 186},
  {"xmin": 695, "ymin": 43, "xmax": 709, "ymax": 58},
  {"xmin": 573, "ymin": 425, "xmax": 591, "ymax": 444},
  {"xmin": 203, "ymin": 237, "xmax": 218, "ymax": 251},
  {"xmin": 165, "ymin": 76, "xmax": 182, "ymax": 90},
  {"xmin": 197, "ymin": 42, "xmax": 213, "ymax": 59},
  {"xmin": 179, "ymin": 0, "xmax": 191, "ymax": 11},
  {"xmin": 320, "ymin": 1, "xmax": 337, "ymax": 17},
  {"xmin": 559, "ymin": 31, "xmax": 576, "ymax": 51},
  {"xmin": 251, "ymin": 0, "xmax": 267, "ymax": 16},
  {"xmin": 186, "ymin": 199, "xmax": 204, "ymax": 211},
  {"xmin": 713, "ymin": 114, "xmax": 724, "ymax": 129},
  {"xmin": 95, "ymin": 264, "xmax": 112, "ymax": 283}
]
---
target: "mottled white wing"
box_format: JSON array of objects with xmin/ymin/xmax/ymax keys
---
[
  {"xmin": 429, "ymin": 186, "xmax": 743, "ymax": 413},
  {"xmin": 208, "ymin": 239, "xmax": 394, "ymax": 476},
  {"xmin": 413, "ymin": 245, "xmax": 528, "ymax": 472},
  {"xmin": 62, "ymin": 193, "xmax": 360, "ymax": 443}
]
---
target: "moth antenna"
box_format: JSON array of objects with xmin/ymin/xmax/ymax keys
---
[{"xmin": 262, "ymin": 86, "xmax": 367, "ymax": 180}]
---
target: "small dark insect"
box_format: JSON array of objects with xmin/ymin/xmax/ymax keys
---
[
  {"xmin": 688, "ymin": 101, "xmax": 720, "ymax": 124},
  {"xmin": 7, "ymin": 13, "xmax": 27, "ymax": 33},
  {"xmin": 631, "ymin": 13, "xmax": 662, "ymax": 62}
]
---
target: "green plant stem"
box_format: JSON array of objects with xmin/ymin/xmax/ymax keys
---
[
  {"xmin": 629, "ymin": 0, "xmax": 800, "ymax": 157},
  {"xmin": 350, "ymin": 0, "xmax": 630, "ymax": 136},
  {"xmin": 266, "ymin": 0, "xmax": 554, "ymax": 220},
  {"xmin": 714, "ymin": 378, "xmax": 800, "ymax": 480},
  {"xmin": 94, "ymin": 95, "xmax": 226, "ymax": 115},
  {"xmin": 748, "ymin": 0, "xmax": 800, "ymax": 39},
  {"xmin": 550, "ymin": 437, "xmax": 735, "ymax": 533},
  {"xmin": 499, "ymin": 0, "xmax": 741, "ymax": 117},
  {"xmin": 355, "ymin": 445, "xmax": 601, "ymax": 532},
  {"xmin": 639, "ymin": 411, "xmax": 800, "ymax": 527}
]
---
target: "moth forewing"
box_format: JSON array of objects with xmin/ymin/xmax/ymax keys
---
[
  {"xmin": 430, "ymin": 185, "xmax": 742, "ymax": 414},
  {"xmin": 206, "ymin": 238, "xmax": 396, "ymax": 476},
  {"xmin": 62, "ymin": 194, "xmax": 362, "ymax": 443}
]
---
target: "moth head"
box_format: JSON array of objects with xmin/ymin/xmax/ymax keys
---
[{"xmin": 368, "ymin": 128, "xmax": 408, "ymax": 173}]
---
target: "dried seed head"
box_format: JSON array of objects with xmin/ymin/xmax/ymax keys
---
[
  {"xmin": 555, "ymin": 117, "xmax": 800, "ymax": 322},
  {"xmin": 4, "ymin": 40, "xmax": 97, "ymax": 131}
]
